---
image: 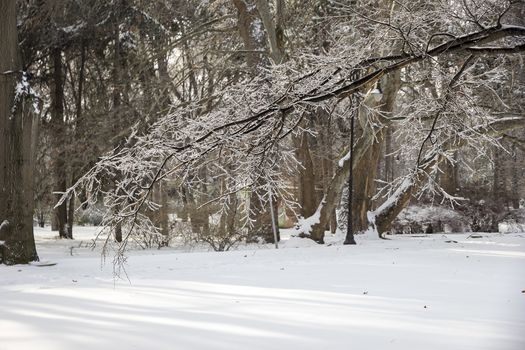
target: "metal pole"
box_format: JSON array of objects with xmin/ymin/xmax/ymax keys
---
[{"xmin": 269, "ymin": 186, "xmax": 279, "ymax": 249}]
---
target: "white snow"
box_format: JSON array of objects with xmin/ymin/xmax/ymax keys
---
[
  {"xmin": 293, "ymin": 204, "xmax": 322, "ymax": 235},
  {"xmin": 338, "ymin": 150, "xmax": 350, "ymax": 167},
  {"xmin": 369, "ymin": 176, "xmax": 414, "ymax": 226},
  {"xmin": 0, "ymin": 220, "xmax": 9, "ymax": 231},
  {"xmin": 12, "ymin": 72, "xmax": 31, "ymax": 118},
  {"xmin": 11, "ymin": 71, "xmax": 41, "ymax": 115},
  {"xmin": 61, "ymin": 22, "xmax": 86, "ymax": 34},
  {"xmin": 251, "ymin": 18, "xmax": 264, "ymax": 43},
  {"xmin": 500, "ymin": 222, "xmax": 525, "ymax": 233},
  {"xmin": 14, "ymin": 73, "xmax": 30, "ymax": 96},
  {"xmin": 1, "ymin": 226, "xmax": 524, "ymax": 350}
]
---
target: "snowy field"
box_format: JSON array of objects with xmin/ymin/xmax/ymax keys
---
[{"xmin": 1, "ymin": 227, "xmax": 524, "ymax": 350}]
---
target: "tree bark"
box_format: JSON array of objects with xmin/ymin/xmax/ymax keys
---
[
  {"xmin": 67, "ymin": 193, "xmax": 75, "ymax": 239},
  {"xmin": 439, "ymin": 152, "xmax": 458, "ymax": 196},
  {"xmin": 0, "ymin": 0, "xmax": 39, "ymax": 264},
  {"xmin": 232, "ymin": 0, "xmax": 267, "ymax": 70},
  {"xmin": 248, "ymin": 183, "xmax": 280, "ymax": 243},
  {"xmin": 295, "ymin": 129, "xmax": 317, "ymax": 218},
  {"xmin": 50, "ymin": 48, "xmax": 68, "ymax": 239},
  {"xmin": 384, "ymin": 125, "xmax": 394, "ymax": 183},
  {"xmin": 353, "ymin": 130, "xmax": 384, "ymax": 232},
  {"xmin": 255, "ymin": 0, "xmax": 285, "ymax": 64}
]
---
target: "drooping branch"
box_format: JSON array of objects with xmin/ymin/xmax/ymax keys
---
[
  {"xmin": 416, "ymin": 55, "xmax": 475, "ymax": 166},
  {"xmin": 467, "ymin": 43, "xmax": 525, "ymax": 54},
  {"xmin": 63, "ymin": 15, "xmax": 525, "ymax": 247}
]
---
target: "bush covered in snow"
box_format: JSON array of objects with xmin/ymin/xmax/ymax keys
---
[
  {"xmin": 498, "ymin": 209, "xmax": 525, "ymax": 233},
  {"xmin": 391, "ymin": 200, "xmax": 524, "ymax": 234},
  {"xmin": 455, "ymin": 199, "xmax": 501, "ymax": 233},
  {"xmin": 76, "ymin": 205, "xmax": 106, "ymax": 226}
]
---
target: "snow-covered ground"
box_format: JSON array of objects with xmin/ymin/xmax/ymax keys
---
[{"xmin": 1, "ymin": 227, "xmax": 524, "ymax": 350}]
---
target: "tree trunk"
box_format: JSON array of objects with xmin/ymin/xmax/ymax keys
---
[
  {"xmin": 64, "ymin": 40, "xmax": 86, "ymax": 240},
  {"xmin": 111, "ymin": 25, "xmax": 126, "ymax": 243},
  {"xmin": 353, "ymin": 130, "xmax": 384, "ymax": 232},
  {"xmin": 50, "ymin": 48, "xmax": 68, "ymax": 239},
  {"xmin": 439, "ymin": 152, "xmax": 458, "ymax": 196},
  {"xmin": 492, "ymin": 146, "xmax": 505, "ymax": 205},
  {"xmin": 189, "ymin": 199, "xmax": 209, "ymax": 236},
  {"xmin": 232, "ymin": 0, "xmax": 279, "ymax": 243},
  {"xmin": 248, "ymin": 185, "xmax": 280, "ymax": 243},
  {"xmin": 0, "ymin": 0, "xmax": 39, "ymax": 264},
  {"xmin": 255, "ymin": 0, "xmax": 285, "ymax": 64},
  {"xmin": 319, "ymin": 123, "xmax": 337, "ymax": 234},
  {"xmin": 160, "ymin": 184, "xmax": 169, "ymax": 237},
  {"xmin": 51, "ymin": 213, "xmax": 59, "ymax": 231},
  {"xmin": 67, "ymin": 193, "xmax": 75, "ymax": 239},
  {"xmin": 37, "ymin": 212, "xmax": 45, "ymax": 228},
  {"xmin": 384, "ymin": 125, "xmax": 394, "ymax": 183},
  {"xmin": 510, "ymin": 144, "xmax": 520, "ymax": 209},
  {"xmin": 232, "ymin": 0, "xmax": 268, "ymax": 70},
  {"xmin": 296, "ymin": 130, "xmax": 317, "ymax": 218},
  {"xmin": 115, "ymin": 222, "xmax": 123, "ymax": 243}
]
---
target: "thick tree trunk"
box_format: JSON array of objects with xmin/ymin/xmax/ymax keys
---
[
  {"xmin": 0, "ymin": 0, "xmax": 38, "ymax": 264},
  {"xmin": 353, "ymin": 131, "xmax": 384, "ymax": 232}
]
